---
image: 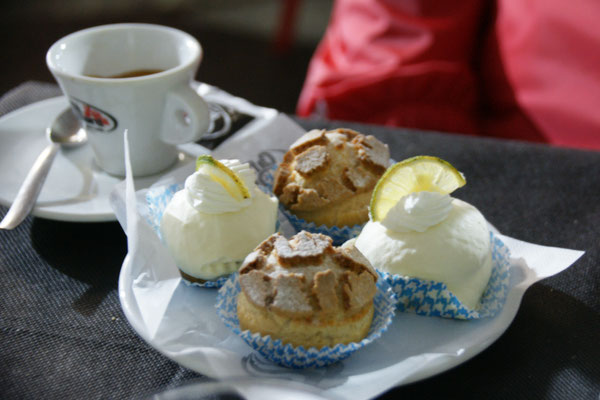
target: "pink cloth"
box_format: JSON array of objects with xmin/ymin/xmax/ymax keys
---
[{"xmin": 298, "ymin": 0, "xmax": 600, "ymax": 150}]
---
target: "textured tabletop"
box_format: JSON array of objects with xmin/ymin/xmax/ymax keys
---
[{"xmin": 1, "ymin": 82, "xmax": 598, "ymax": 399}]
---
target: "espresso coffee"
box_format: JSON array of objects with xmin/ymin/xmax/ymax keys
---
[{"xmin": 89, "ymin": 69, "xmax": 164, "ymax": 78}]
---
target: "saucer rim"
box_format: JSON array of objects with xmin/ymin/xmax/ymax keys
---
[
  {"xmin": 0, "ymin": 96, "xmax": 194, "ymax": 223},
  {"xmin": 0, "ymin": 97, "xmax": 119, "ymax": 222}
]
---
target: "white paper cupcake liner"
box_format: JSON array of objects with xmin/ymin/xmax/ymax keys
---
[
  {"xmin": 145, "ymin": 183, "xmax": 229, "ymax": 289},
  {"xmin": 381, "ymin": 231, "xmax": 511, "ymax": 319},
  {"xmin": 263, "ymin": 167, "xmax": 363, "ymax": 245},
  {"xmin": 215, "ymin": 271, "xmax": 397, "ymax": 369}
]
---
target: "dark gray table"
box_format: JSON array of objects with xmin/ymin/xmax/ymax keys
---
[{"xmin": 1, "ymin": 82, "xmax": 598, "ymax": 399}]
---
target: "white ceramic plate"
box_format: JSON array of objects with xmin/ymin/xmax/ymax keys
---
[
  {"xmin": 151, "ymin": 378, "xmax": 341, "ymax": 400},
  {"xmin": 118, "ymin": 250, "xmax": 529, "ymax": 399},
  {"xmin": 0, "ymin": 97, "xmax": 194, "ymax": 222}
]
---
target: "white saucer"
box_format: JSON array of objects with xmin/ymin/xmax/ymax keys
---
[{"xmin": 0, "ymin": 97, "xmax": 195, "ymax": 222}]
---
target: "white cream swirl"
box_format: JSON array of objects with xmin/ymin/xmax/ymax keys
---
[
  {"xmin": 381, "ymin": 191, "xmax": 453, "ymax": 232},
  {"xmin": 185, "ymin": 159, "xmax": 256, "ymax": 214}
]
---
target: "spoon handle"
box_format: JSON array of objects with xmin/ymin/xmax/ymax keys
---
[{"xmin": 0, "ymin": 143, "xmax": 59, "ymax": 230}]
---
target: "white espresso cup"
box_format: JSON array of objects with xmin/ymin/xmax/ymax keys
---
[{"xmin": 46, "ymin": 23, "xmax": 210, "ymax": 177}]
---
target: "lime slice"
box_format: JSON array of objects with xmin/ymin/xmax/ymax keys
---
[
  {"xmin": 370, "ymin": 155, "xmax": 466, "ymax": 221},
  {"xmin": 195, "ymin": 155, "xmax": 250, "ymax": 200}
]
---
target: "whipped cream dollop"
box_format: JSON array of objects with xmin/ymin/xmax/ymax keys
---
[
  {"xmin": 381, "ymin": 191, "xmax": 453, "ymax": 232},
  {"xmin": 185, "ymin": 159, "xmax": 256, "ymax": 214}
]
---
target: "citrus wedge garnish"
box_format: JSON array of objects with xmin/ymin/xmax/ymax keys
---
[
  {"xmin": 370, "ymin": 155, "xmax": 466, "ymax": 222},
  {"xmin": 195, "ymin": 155, "xmax": 250, "ymax": 200}
]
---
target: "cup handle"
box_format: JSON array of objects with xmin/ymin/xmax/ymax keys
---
[{"xmin": 161, "ymin": 85, "xmax": 210, "ymax": 144}]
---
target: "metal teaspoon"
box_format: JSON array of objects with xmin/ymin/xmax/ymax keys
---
[{"xmin": 0, "ymin": 108, "xmax": 87, "ymax": 230}]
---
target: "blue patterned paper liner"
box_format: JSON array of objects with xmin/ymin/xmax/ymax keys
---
[
  {"xmin": 145, "ymin": 183, "xmax": 229, "ymax": 289},
  {"xmin": 282, "ymin": 213, "xmax": 365, "ymax": 246},
  {"xmin": 262, "ymin": 167, "xmax": 363, "ymax": 245},
  {"xmin": 381, "ymin": 232, "xmax": 511, "ymax": 320},
  {"xmin": 215, "ymin": 271, "xmax": 397, "ymax": 369},
  {"xmin": 180, "ymin": 272, "xmax": 233, "ymax": 289},
  {"xmin": 145, "ymin": 183, "xmax": 182, "ymax": 242}
]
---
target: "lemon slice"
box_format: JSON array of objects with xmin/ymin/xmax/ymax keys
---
[
  {"xmin": 195, "ymin": 155, "xmax": 250, "ymax": 200},
  {"xmin": 370, "ymin": 155, "xmax": 466, "ymax": 222}
]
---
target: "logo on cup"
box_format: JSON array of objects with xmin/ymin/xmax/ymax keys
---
[{"xmin": 69, "ymin": 98, "xmax": 118, "ymax": 132}]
